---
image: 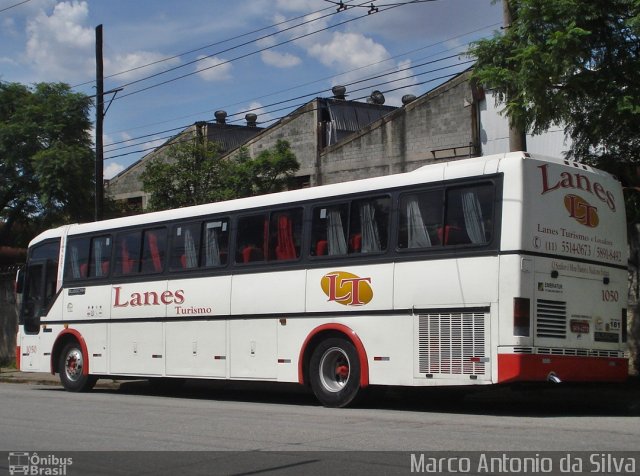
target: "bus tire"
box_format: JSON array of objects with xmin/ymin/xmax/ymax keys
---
[
  {"xmin": 309, "ymin": 337, "xmax": 361, "ymax": 407},
  {"xmin": 58, "ymin": 342, "xmax": 96, "ymax": 392}
]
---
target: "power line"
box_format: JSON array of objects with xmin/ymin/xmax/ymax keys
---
[
  {"xmin": 104, "ymin": 52, "xmax": 468, "ymax": 151},
  {"xmin": 106, "ymin": 9, "xmax": 339, "ymax": 93},
  {"xmin": 104, "ymin": 61, "xmax": 472, "ymax": 160},
  {"xmin": 103, "ymin": 69, "xmax": 462, "ymax": 162},
  {"xmin": 108, "ymin": 0, "xmax": 424, "ymax": 102},
  {"xmin": 90, "ymin": 0, "xmax": 368, "ymax": 102},
  {"xmin": 73, "ymin": 1, "xmax": 341, "ymax": 89},
  {"xmin": 0, "ymin": 0, "xmax": 31, "ymax": 13},
  {"xmin": 89, "ymin": 0, "xmax": 434, "ymax": 94},
  {"xmin": 105, "ymin": 22, "xmax": 499, "ymax": 137}
]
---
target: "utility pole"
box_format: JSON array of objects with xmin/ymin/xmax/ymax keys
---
[
  {"xmin": 502, "ymin": 0, "xmax": 527, "ymax": 152},
  {"xmin": 95, "ymin": 24, "xmax": 104, "ymax": 221}
]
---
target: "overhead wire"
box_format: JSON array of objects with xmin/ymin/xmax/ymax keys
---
[
  {"xmin": 103, "ymin": 69, "xmax": 464, "ymax": 161},
  {"xmin": 101, "ymin": 0, "xmax": 496, "ymax": 162},
  {"xmin": 105, "ymin": 0, "xmax": 429, "ymax": 102},
  {"xmin": 103, "ymin": 58, "xmax": 473, "ymax": 160},
  {"xmin": 90, "ymin": 0, "xmax": 367, "ymax": 102},
  {"xmin": 0, "ymin": 0, "xmax": 31, "ymax": 13},
  {"xmin": 104, "ymin": 51, "xmax": 468, "ymax": 151},
  {"xmin": 73, "ymin": 1, "xmax": 340, "ymax": 88},
  {"xmin": 104, "ymin": 21, "xmax": 499, "ymax": 137}
]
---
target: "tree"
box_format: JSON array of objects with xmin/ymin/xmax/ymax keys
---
[
  {"xmin": 0, "ymin": 81, "xmax": 94, "ymax": 246},
  {"xmin": 471, "ymin": 0, "xmax": 640, "ymax": 375},
  {"xmin": 470, "ymin": 0, "xmax": 640, "ymax": 173},
  {"xmin": 141, "ymin": 139, "xmax": 300, "ymax": 211}
]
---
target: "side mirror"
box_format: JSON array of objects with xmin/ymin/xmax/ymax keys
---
[{"xmin": 15, "ymin": 267, "xmax": 24, "ymax": 295}]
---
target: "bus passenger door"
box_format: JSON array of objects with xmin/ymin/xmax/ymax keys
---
[
  {"xmin": 62, "ymin": 284, "xmax": 111, "ymax": 374},
  {"xmin": 20, "ymin": 254, "xmax": 59, "ymax": 372}
]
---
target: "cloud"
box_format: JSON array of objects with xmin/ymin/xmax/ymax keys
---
[
  {"xmin": 308, "ymin": 31, "xmax": 390, "ymax": 70},
  {"xmin": 105, "ymin": 52, "xmax": 181, "ymax": 82},
  {"xmin": 275, "ymin": 0, "xmax": 318, "ymax": 12},
  {"xmin": 195, "ymin": 55, "xmax": 233, "ymax": 81},
  {"xmin": 25, "ymin": 1, "xmax": 94, "ymax": 81},
  {"xmin": 261, "ymin": 50, "xmax": 301, "ymax": 68},
  {"xmin": 377, "ymin": 59, "xmax": 420, "ymax": 106},
  {"xmin": 3, "ymin": 17, "xmax": 18, "ymax": 37},
  {"xmin": 104, "ymin": 162, "xmax": 125, "ymax": 179},
  {"xmin": 255, "ymin": 36, "xmax": 301, "ymax": 68},
  {"xmin": 21, "ymin": 1, "xmax": 183, "ymax": 84}
]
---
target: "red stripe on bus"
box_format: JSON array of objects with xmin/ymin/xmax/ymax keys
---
[
  {"xmin": 298, "ymin": 323, "xmax": 369, "ymax": 388},
  {"xmin": 497, "ymin": 354, "xmax": 628, "ymax": 383},
  {"xmin": 16, "ymin": 345, "xmax": 20, "ymax": 370}
]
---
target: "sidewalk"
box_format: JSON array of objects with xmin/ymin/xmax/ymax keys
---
[{"xmin": 0, "ymin": 368, "xmax": 122, "ymax": 389}]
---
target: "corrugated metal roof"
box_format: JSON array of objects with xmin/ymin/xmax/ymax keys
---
[
  {"xmin": 324, "ymin": 99, "xmax": 396, "ymax": 145},
  {"xmin": 205, "ymin": 122, "xmax": 264, "ymax": 152}
]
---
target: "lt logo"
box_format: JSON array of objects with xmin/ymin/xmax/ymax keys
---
[
  {"xmin": 564, "ymin": 194, "xmax": 599, "ymax": 227},
  {"xmin": 321, "ymin": 271, "xmax": 373, "ymax": 306}
]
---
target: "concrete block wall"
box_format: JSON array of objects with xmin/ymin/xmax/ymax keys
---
[
  {"xmin": 320, "ymin": 72, "xmax": 476, "ymax": 184},
  {"xmin": 230, "ymin": 102, "xmax": 320, "ymax": 184}
]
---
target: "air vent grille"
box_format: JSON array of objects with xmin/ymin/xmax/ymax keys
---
[
  {"xmin": 418, "ymin": 311, "xmax": 486, "ymax": 375},
  {"xmin": 536, "ymin": 299, "xmax": 567, "ymax": 339}
]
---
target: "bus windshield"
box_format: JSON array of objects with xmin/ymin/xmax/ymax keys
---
[{"xmin": 20, "ymin": 239, "xmax": 60, "ymax": 333}]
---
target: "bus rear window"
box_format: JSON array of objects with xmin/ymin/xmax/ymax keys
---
[
  {"xmin": 398, "ymin": 183, "xmax": 494, "ymax": 250},
  {"xmin": 444, "ymin": 184, "xmax": 493, "ymax": 246}
]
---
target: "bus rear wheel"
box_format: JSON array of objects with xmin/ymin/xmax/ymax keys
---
[
  {"xmin": 58, "ymin": 342, "xmax": 96, "ymax": 392},
  {"xmin": 309, "ymin": 337, "xmax": 361, "ymax": 407}
]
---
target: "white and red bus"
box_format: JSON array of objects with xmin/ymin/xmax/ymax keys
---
[{"xmin": 15, "ymin": 152, "xmax": 629, "ymax": 407}]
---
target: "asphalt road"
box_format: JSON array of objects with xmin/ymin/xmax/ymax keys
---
[{"xmin": 1, "ymin": 380, "xmax": 639, "ymax": 474}]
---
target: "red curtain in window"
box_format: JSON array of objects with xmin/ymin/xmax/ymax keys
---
[
  {"xmin": 276, "ymin": 215, "xmax": 297, "ymax": 260},
  {"xmin": 148, "ymin": 232, "xmax": 162, "ymax": 272}
]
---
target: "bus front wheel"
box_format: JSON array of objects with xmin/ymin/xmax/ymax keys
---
[
  {"xmin": 58, "ymin": 342, "xmax": 96, "ymax": 392},
  {"xmin": 309, "ymin": 337, "xmax": 361, "ymax": 407}
]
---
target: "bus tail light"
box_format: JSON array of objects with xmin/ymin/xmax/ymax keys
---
[
  {"xmin": 514, "ymin": 297, "xmax": 530, "ymax": 337},
  {"xmin": 622, "ymin": 309, "xmax": 627, "ymax": 343},
  {"xmin": 16, "ymin": 345, "xmax": 20, "ymax": 370}
]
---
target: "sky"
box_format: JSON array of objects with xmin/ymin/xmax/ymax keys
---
[{"xmin": 0, "ymin": 0, "xmax": 503, "ymax": 179}]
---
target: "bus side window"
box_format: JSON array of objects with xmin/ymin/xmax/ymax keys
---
[
  {"xmin": 311, "ymin": 203, "xmax": 348, "ymax": 257},
  {"xmin": 269, "ymin": 208, "xmax": 302, "ymax": 261},
  {"xmin": 203, "ymin": 219, "xmax": 229, "ymax": 267},
  {"xmin": 398, "ymin": 191, "xmax": 444, "ymax": 249},
  {"xmin": 88, "ymin": 236, "xmax": 111, "ymax": 278},
  {"xmin": 141, "ymin": 228, "xmax": 167, "ymax": 274},
  {"xmin": 236, "ymin": 214, "xmax": 267, "ymax": 264},
  {"xmin": 444, "ymin": 184, "xmax": 493, "ymax": 246},
  {"xmin": 64, "ymin": 237, "xmax": 90, "ymax": 280},
  {"xmin": 170, "ymin": 222, "xmax": 201, "ymax": 270},
  {"xmin": 349, "ymin": 197, "xmax": 390, "ymax": 254},
  {"xmin": 115, "ymin": 232, "xmax": 142, "ymax": 275}
]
